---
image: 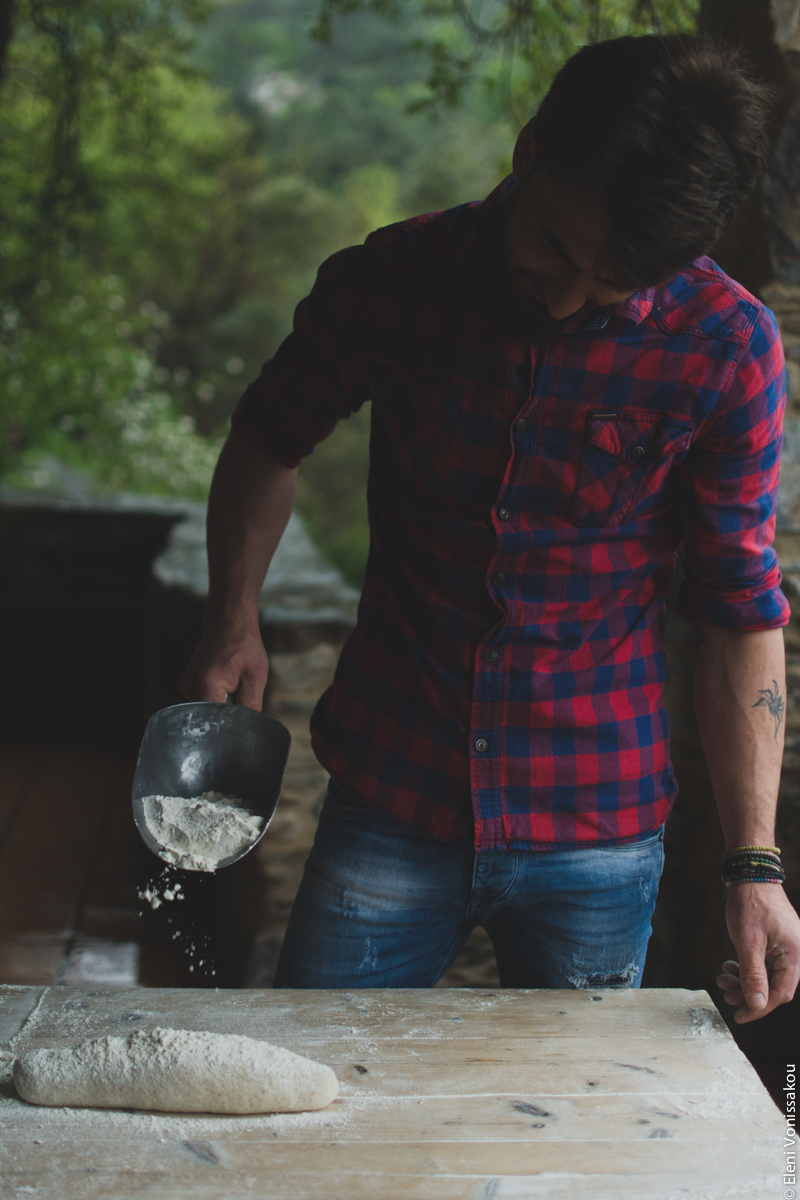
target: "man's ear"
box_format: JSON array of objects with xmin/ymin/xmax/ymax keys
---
[{"xmin": 512, "ymin": 119, "xmax": 537, "ymax": 178}]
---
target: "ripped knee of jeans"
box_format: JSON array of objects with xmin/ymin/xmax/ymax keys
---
[{"xmin": 567, "ymin": 961, "xmax": 639, "ymax": 989}]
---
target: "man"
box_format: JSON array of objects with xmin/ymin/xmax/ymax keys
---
[{"xmin": 182, "ymin": 33, "xmax": 800, "ymax": 1021}]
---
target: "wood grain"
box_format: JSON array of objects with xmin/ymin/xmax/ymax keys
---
[{"xmin": 0, "ymin": 986, "xmax": 783, "ymax": 1200}]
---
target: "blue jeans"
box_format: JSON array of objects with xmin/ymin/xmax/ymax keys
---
[{"xmin": 273, "ymin": 780, "xmax": 665, "ymax": 989}]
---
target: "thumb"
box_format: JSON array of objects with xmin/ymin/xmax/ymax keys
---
[{"xmin": 736, "ymin": 950, "xmax": 769, "ymax": 1011}]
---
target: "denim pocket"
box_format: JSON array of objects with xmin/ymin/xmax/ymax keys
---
[
  {"xmin": 603, "ymin": 826, "xmax": 665, "ymax": 851},
  {"xmin": 570, "ymin": 410, "xmax": 693, "ymax": 527}
]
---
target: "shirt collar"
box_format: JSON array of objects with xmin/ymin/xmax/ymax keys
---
[
  {"xmin": 612, "ymin": 288, "xmax": 656, "ymax": 326},
  {"xmin": 451, "ymin": 174, "xmax": 657, "ymax": 330}
]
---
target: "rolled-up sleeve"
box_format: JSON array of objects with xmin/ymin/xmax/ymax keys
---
[
  {"xmin": 676, "ymin": 304, "xmax": 790, "ymax": 630},
  {"xmin": 231, "ymin": 245, "xmax": 369, "ymax": 467}
]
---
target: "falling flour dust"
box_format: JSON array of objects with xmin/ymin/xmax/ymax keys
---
[
  {"xmin": 137, "ymin": 874, "xmax": 184, "ymax": 910},
  {"xmin": 142, "ymin": 791, "xmax": 264, "ymax": 872}
]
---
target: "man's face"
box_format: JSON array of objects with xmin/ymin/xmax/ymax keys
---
[{"xmin": 499, "ymin": 165, "xmax": 635, "ymax": 339}]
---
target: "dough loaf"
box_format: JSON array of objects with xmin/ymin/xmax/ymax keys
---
[{"xmin": 13, "ymin": 1027, "xmax": 338, "ymax": 1114}]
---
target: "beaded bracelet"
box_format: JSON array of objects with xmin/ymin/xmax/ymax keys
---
[{"xmin": 721, "ymin": 844, "xmax": 785, "ymax": 886}]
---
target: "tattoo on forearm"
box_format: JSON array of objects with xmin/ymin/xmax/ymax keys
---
[{"xmin": 752, "ymin": 680, "xmax": 785, "ymax": 740}]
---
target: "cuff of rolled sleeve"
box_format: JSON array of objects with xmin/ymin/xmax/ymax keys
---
[
  {"xmin": 675, "ymin": 575, "xmax": 791, "ymax": 631},
  {"xmin": 230, "ymin": 398, "xmax": 308, "ymax": 470}
]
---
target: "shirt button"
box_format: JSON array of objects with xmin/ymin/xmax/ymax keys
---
[
  {"xmin": 474, "ymin": 738, "xmax": 489, "ymax": 753},
  {"xmin": 492, "ymin": 573, "xmax": 506, "ymax": 587},
  {"xmin": 630, "ymin": 444, "xmax": 646, "ymax": 460},
  {"xmin": 483, "ymin": 648, "xmax": 499, "ymax": 662},
  {"xmin": 498, "ymin": 507, "xmax": 511, "ymax": 521},
  {"xmin": 514, "ymin": 418, "xmax": 528, "ymax": 432}
]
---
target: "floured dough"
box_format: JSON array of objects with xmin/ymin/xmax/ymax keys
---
[{"xmin": 13, "ymin": 1027, "xmax": 338, "ymax": 1114}]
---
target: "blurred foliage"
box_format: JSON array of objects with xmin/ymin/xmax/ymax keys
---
[
  {"xmin": 0, "ymin": 1, "xmax": 236, "ymax": 493},
  {"xmin": 313, "ymin": 0, "xmax": 698, "ymax": 125},
  {"xmin": 189, "ymin": 0, "xmax": 511, "ymax": 583},
  {"xmin": 0, "ymin": 0, "xmax": 698, "ymax": 586}
]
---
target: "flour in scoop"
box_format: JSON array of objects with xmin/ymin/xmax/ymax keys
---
[{"xmin": 142, "ymin": 791, "xmax": 264, "ymax": 872}]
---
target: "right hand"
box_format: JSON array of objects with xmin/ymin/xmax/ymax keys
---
[{"xmin": 179, "ymin": 623, "xmax": 270, "ymax": 712}]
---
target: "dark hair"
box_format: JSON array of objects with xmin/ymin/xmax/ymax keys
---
[{"xmin": 532, "ymin": 34, "xmax": 773, "ymax": 289}]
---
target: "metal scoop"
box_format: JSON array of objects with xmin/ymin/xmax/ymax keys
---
[{"xmin": 132, "ymin": 700, "xmax": 291, "ymax": 870}]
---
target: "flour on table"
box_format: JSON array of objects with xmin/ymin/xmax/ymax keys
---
[
  {"xmin": 13, "ymin": 1027, "xmax": 338, "ymax": 1115},
  {"xmin": 142, "ymin": 791, "xmax": 264, "ymax": 872}
]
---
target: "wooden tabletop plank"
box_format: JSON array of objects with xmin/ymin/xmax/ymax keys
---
[
  {"xmin": 2, "ymin": 1132, "xmax": 773, "ymax": 1171},
  {"xmin": 0, "ymin": 984, "xmax": 45, "ymax": 1042},
  {"xmin": 0, "ymin": 986, "xmax": 782, "ymax": 1200},
  {"xmin": 0, "ymin": 1092, "xmax": 773, "ymax": 1144},
  {"xmin": 0, "ymin": 1176, "xmax": 774, "ymax": 1200},
  {"xmin": 0, "ymin": 983, "xmax": 731, "ymax": 1041},
  {"xmin": 0, "ymin": 1135, "xmax": 776, "ymax": 1200}
]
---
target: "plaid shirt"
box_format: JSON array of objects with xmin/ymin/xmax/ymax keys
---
[{"xmin": 233, "ymin": 177, "xmax": 789, "ymax": 851}]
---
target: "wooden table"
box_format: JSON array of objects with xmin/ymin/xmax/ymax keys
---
[{"xmin": 0, "ymin": 985, "xmax": 785, "ymax": 1199}]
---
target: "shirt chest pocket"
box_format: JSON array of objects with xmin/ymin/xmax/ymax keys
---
[
  {"xmin": 372, "ymin": 372, "xmax": 465, "ymax": 500},
  {"xmin": 569, "ymin": 410, "xmax": 694, "ymax": 528}
]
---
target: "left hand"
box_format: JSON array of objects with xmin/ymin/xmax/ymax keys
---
[{"xmin": 718, "ymin": 883, "xmax": 800, "ymax": 1023}]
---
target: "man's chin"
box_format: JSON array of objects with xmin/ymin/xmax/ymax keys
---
[{"xmin": 506, "ymin": 294, "xmax": 574, "ymax": 343}]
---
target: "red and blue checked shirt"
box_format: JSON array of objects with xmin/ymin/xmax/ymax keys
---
[{"xmin": 232, "ymin": 177, "xmax": 789, "ymax": 851}]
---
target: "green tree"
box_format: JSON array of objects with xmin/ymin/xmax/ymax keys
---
[
  {"xmin": 0, "ymin": 0, "xmax": 703, "ymax": 586},
  {"xmin": 313, "ymin": 0, "xmax": 698, "ymax": 123},
  {"xmin": 0, "ymin": 1, "xmax": 354, "ymax": 495},
  {"xmin": 189, "ymin": 0, "xmax": 514, "ymax": 584},
  {"xmin": 0, "ymin": 0, "xmax": 220, "ymax": 489}
]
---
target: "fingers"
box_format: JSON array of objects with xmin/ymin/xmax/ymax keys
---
[
  {"xmin": 178, "ymin": 632, "xmax": 269, "ymax": 709},
  {"xmin": 717, "ymin": 960, "xmax": 745, "ymax": 1009},
  {"xmin": 719, "ymin": 976, "xmax": 768, "ymax": 1020},
  {"xmin": 723, "ymin": 886, "xmax": 800, "ymax": 1023},
  {"xmin": 179, "ymin": 663, "xmax": 230, "ymax": 703},
  {"xmin": 735, "ymin": 955, "xmax": 769, "ymax": 1015},
  {"xmin": 235, "ymin": 669, "xmax": 269, "ymax": 712},
  {"xmin": 717, "ymin": 953, "xmax": 795, "ymax": 1024}
]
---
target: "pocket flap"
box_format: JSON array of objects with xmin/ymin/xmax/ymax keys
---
[{"xmin": 587, "ymin": 410, "xmax": 693, "ymax": 463}]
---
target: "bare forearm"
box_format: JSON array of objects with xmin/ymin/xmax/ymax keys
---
[
  {"xmin": 693, "ymin": 625, "xmax": 785, "ymax": 848},
  {"xmin": 180, "ymin": 430, "xmax": 297, "ymax": 708},
  {"xmin": 205, "ymin": 429, "xmax": 298, "ymax": 632},
  {"xmin": 692, "ymin": 625, "xmax": 800, "ymax": 1023}
]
